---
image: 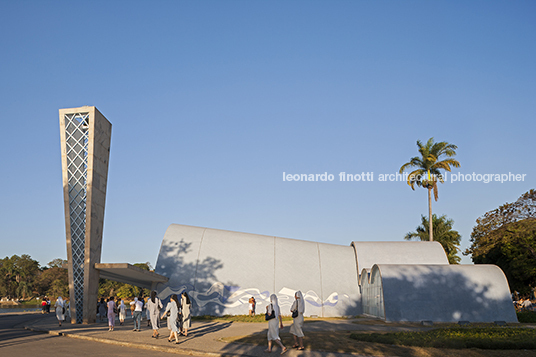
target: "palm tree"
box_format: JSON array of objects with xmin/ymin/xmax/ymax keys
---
[
  {"xmin": 405, "ymin": 214, "xmax": 462, "ymax": 264},
  {"xmin": 399, "ymin": 138, "xmax": 460, "ymax": 241}
]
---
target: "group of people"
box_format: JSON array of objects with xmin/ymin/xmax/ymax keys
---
[
  {"xmin": 51, "ymin": 290, "xmax": 306, "ymax": 353},
  {"xmin": 265, "ymin": 290, "xmax": 305, "ymax": 354},
  {"xmin": 515, "ymin": 298, "xmax": 534, "ymax": 312},
  {"xmin": 158, "ymin": 292, "xmax": 192, "ymax": 343},
  {"xmin": 40, "ymin": 297, "xmax": 51, "ymax": 314},
  {"xmin": 93, "ymin": 292, "xmax": 192, "ymax": 338},
  {"xmin": 97, "ymin": 296, "xmax": 126, "ymax": 331}
]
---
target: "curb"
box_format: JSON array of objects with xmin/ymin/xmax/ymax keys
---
[
  {"xmin": 23, "ymin": 324, "xmax": 257, "ymax": 357},
  {"xmin": 0, "ymin": 311, "xmax": 42, "ymax": 319}
]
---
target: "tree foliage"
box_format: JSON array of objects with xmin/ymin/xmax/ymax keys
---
[
  {"xmin": 98, "ymin": 262, "xmax": 152, "ymax": 299},
  {"xmin": 0, "ymin": 255, "xmax": 153, "ymax": 301},
  {"xmin": 405, "ymin": 214, "xmax": 462, "ymax": 264},
  {"xmin": 465, "ymin": 189, "xmax": 536, "ymax": 294},
  {"xmin": 35, "ymin": 265, "xmax": 69, "ymax": 298},
  {"xmin": 399, "ymin": 138, "xmax": 460, "ymax": 241},
  {"xmin": 399, "ymin": 138, "xmax": 460, "ymax": 197},
  {"xmin": 48, "ymin": 258, "xmax": 67, "ymax": 268},
  {"xmin": 0, "ymin": 255, "xmax": 41, "ymax": 299}
]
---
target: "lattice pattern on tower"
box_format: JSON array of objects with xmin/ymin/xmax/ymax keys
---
[{"xmin": 64, "ymin": 112, "xmax": 89, "ymax": 324}]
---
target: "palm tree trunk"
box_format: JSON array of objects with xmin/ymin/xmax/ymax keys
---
[{"xmin": 428, "ymin": 186, "xmax": 433, "ymax": 241}]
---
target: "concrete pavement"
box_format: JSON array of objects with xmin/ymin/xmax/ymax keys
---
[
  {"xmin": 1, "ymin": 312, "xmax": 193, "ymax": 357},
  {"xmin": 23, "ymin": 313, "xmax": 428, "ymax": 357}
]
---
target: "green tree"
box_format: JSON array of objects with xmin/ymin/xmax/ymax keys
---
[
  {"xmin": 98, "ymin": 278, "xmax": 122, "ymax": 298},
  {"xmin": 98, "ymin": 262, "xmax": 152, "ymax": 299},
  {"xmin": 34, "ymin": 259, "xmax": 69, "ymax": 298},
  {"xmin": 405, "ymin": 214, "xmax": 462, "ymax": 264},
  {"xmin": 465, "ymin": 189, "xmax": 536, "ymax": 294},
  {"xmin": 48, "ymin": 258, "xmax": 67, "ymax": 268},
  {"xmin": 399, "ymin": 138, "xmax": 460, "ymax": 241},
  {"xmin": 133, "ymin": 262, "xmax": 152, "ymax": 271},
  {"xmin": 466, "ymin": 189, "xmax": 536, "ymax": 257},
  {"xmin": 0, "ymin": 254, "xmax": 40, "ymax": 299},
  {"xmin": 115, "ymin": 284, "xmax": 142, "ymax": 299},
  {"xmin": 48, "ymin": 275, "xmax": 69, "ymax": 298},
  {"xmin": 0, "ymin": 256, "xmax": 17, "ymax": 297},
  {"xmin": 15, "ymin": 255, "xmax": 40, "ymax": 298}
]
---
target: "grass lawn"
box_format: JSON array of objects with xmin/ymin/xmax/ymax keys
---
[
  {"xmin": 222, "ymin": 323, "xmax": 536, "ymax": 357},
  {"xmin": 350, "ymin": 327, "xmax": 536, "ymax": 350}
]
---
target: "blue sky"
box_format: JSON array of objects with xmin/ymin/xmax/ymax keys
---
[{"xmin": 0, "ymin": 0, "xmax": 534, "ymax": 267}]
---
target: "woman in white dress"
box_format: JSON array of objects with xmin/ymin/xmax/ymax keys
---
[
  {"xmin": 265, "ymin": 294, "xmax": 287, "ymax": 354},
  {"xmin": 290, "ymin": 290, "xmax": 305, "ymax": 350},
  {"xmin": 118, "ymin": 299, "xmax": 127, "ymax": 325},
  {"xmin": 107, "ymin": 296, "xmax": 116, "ymax": 331},
  {"xmin": 161, "ymin": 294, "xmax": 180, "ymax": 344},
  {"xmin": 64, "ymin": 299, "xmax": 70, "ymax": 320},
  {"xmin": 146, "ymin": 290, "xmax": 163, "ymax": 338},
  {"xmin": 54, "ymin": 296, "xmax": 65, "ymax": 327},
  {"xmin": 146, "ymin": 297, "xmax": 151, "ymax": 327},
  {"xmin": 180, "ymin": 292, "xmax": 191, "ymax": 336}
]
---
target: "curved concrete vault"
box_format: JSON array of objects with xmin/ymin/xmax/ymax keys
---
[{"xmin": 153, "ymin": 224, "xmax": 517, "ymax": 322}]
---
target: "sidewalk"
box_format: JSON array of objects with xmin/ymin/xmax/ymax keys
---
[{"xmin": 23, "ymin": 314, "xmax": 427, "ymax": 357}]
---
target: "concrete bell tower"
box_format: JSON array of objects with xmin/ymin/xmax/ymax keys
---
[{"xmin": 59, "ymin": 106, "xmax": 111, "ymax": 324}]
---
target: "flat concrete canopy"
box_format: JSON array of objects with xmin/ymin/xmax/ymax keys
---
[{"xmin": 95, "ymin": 263, "xmax": 168, "ymax": 290}]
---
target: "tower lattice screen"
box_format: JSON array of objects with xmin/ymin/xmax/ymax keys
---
[{"xmin": 64, "ymin": 112, "xmax": 89, "ymax": 324}]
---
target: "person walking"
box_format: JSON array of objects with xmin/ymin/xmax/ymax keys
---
[
  {"xmin": 130, "ymin": 297, "xmax": 136, "ymax": 318},
  {"xmin": 265, "ymin": 294, "xmax": 287, "ymax": 354},
  {"xmin": 147, "ymin": 291, "xmax": 163, "ymax": 338},
  {"xmin": 118, "ymin": 299, "xmax": 126, "ymax": 326},
  {"xmin": 64, "ymin": 298, "xmax": 70, "ymax": 320},
  {"xmin": 54, "ymin": 296, "xmax": 65, "ymax": 327},
  {"xmin": 130, "ymin": 296, "xmax": 144, "ymax": 331},
  {"xmin": 146, "ymin": 297, "xmax": 152, "ymax": 327},
  {"xmin": 98, "ymin": 297, "xmax": 107, "ymax": 322},
  {"xmin": 107, "ymin": 296, "xmax": 117, "ymax": 331},
  {"xmin": 164, "ymin": 296, "xmax": 175, "ymax": 339},
  {"xmin": 249, "ymin": 296, "xmax": 256, "ymax": 317},
  {"xmin": 180, "ymin": 292, "xmax": 191, "ymax": 336},
  {"xmin": 290, "ymin": 291, "xmax": 305, "ymax": 350},
  {"xmin": 41, "ymin": 298, "xmax": 47, "ymax": 314},
  {"xmin": 46, "ymin": 297, "xmax": 51, "ymax": 313},
  {"xmin": 161, "ymin": 294, "xmax": 180, "ymax": 344},
  {"xmin": 522, "ymin": 298, "xmax": 533, "ymax": 311}
]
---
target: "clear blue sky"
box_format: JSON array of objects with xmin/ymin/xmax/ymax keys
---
[{"xmin": 1, "ymin": 0, "xmax": 534, "ymax": 267}]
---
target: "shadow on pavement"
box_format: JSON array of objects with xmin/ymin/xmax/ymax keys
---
[
  {"xmin": 186, "ymin": 321, "xmax": 233, "ymax": 338},
  {"xmin": 0, "ymin": 314, "xmax": 62, "ymax": 350}
]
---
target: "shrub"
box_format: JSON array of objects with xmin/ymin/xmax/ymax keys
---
[{"xmin": 517, "ymin": 311, "xmax": 536, "ymax": 323}]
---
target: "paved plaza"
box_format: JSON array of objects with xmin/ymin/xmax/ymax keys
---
[{"xmin": 21, "ymin": 312, "xmax": 429, "ymax": 357}]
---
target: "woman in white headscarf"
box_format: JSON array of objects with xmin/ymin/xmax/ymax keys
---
[
  {"xmin": 107, "ymin": 296, "xmax": 117, "ymax": 331},
  {"xmin": 118, "ymin": 299, "xmax": 126, "ymax": 325},
  {"xmin": 180, "ymin": 292, "xmax": 191, "ymax": 336},
  {"xmin": 161, "ymin": 294, "xmax": 180, "ymax": 344},
  {"xmin": 64, "ymin": 298, "xmax": 70, "ymax": 320},
  {"xmin": 265, "ymin": 294, "xmax": 287, "ymax": 354},
  {"xmin": 54, "ymin": 296, "xmax": 65, "ymax": 327},
  {"xmin": 289, "ymin": 291, "xmax": 305, "ymax": 350}
]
